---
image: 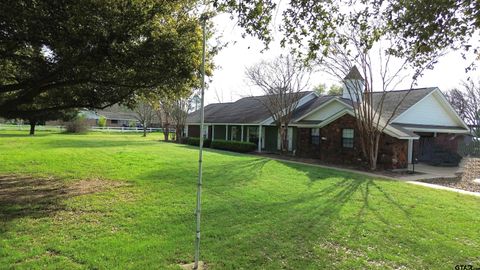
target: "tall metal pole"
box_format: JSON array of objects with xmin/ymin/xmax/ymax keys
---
[{"xmin": 194, "ymin": 14, "xmax": 207, "ymax": 270}]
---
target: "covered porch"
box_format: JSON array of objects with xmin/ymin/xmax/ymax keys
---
[{"xmin": 186, "ymin": 123, "xmax": 295, "ymax": 153}]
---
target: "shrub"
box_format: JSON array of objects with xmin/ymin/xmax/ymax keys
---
[
  {"xmin": 98, "ymin": 116, "xmax": 107, "ymax": 127},
  {"xmin": 210, "ymin": 140, "xmax": 256, "ymax": 153},
  {"xmin": 65, "ymin": 115, "xmax": 89, "ymax": 133},
  {"xmin": 187, "ymin": 137, "xmax": 211, "ymax": 148},
  {"xmin": 458, "ymin": 141, "xmax": 480, "ymax": 158},
  {"xmin": 179, "ymin": 137, "xmax": 189, "ymax": 144}
]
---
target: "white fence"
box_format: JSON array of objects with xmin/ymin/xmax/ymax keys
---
[
  {"xmin": 0, "ymin": 124, "xmax": 64, "ymax": 131},
  {"xmin": 0, "ymin": 124, "xmax": 174, "ymax": 133},
  {"xmin": 90, "ymin": 126, "xmax": 172, "ymax": 133}
]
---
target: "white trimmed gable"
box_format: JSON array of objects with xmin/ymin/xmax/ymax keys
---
[
  {"xmin": 304, "ymin": 99, "xmax": 349, "ymax": 121},
  {"xmin": 393, "ymin": 90, "xmax": 464, "ymax": 127}
]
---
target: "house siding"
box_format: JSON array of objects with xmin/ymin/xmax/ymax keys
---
[
  {"xmin": 296, "ymin": 115, "xmax": 408, "ymax": 169},
  {"xmin": 393, "ymin": 91, "xmax": 461, "ymax": 127}
]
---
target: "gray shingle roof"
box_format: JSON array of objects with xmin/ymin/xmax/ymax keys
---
[
  {"xmin": 187, "ymin": 92, "xmax": 313, "ymax": 124},
  {"xmin": 186, "ymin": 88, "xmax": 438, "ymax": 126},
  {"xmin": 392, "ymin": 123, "xmax": 467, "ymax": 131},
  {"xmin": 96, "ymin": 110, "xmax": 138, "ymax": 121},
  {"xmin": 291, "ymin": 95, "xmax": 335, "ymax": 121},
  {"xmin": 344, "ymin": 66, "xmax": 364, "ymax": 80}
]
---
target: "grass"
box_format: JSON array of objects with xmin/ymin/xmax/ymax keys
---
[{"xmin": 0, "ymin": 131, "xmax": 479, "ymax": 269}]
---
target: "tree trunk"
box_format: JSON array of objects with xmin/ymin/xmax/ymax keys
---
[
  {"xmin": 283, "ymin": 124, "xmax": 289, "ymax": 152},
  {"xmin": 143, "ymin": 125, "xmax": 147, "ymax": 137},
  {"xmin": 278, "ymin": 125, "xmax": 288, "ymax": 153},
  {"xmin": 29, "ymin": 122, "xmax": 36, "ymax": 135},
  {"xmin": 163, "ymin": 125, "xmax": 169, "ymax": 141},
  {"xmin": 367, "ymin": 133, "xmax": 381, "ymax": 171},
  {"xmin": 176, "ymin": 125, "xmax": 182, "ymax": 143}
]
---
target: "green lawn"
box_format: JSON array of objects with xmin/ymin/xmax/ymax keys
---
[{"xmin": 0, "ymin": 131, "xmax": 479, "ymax": 269}]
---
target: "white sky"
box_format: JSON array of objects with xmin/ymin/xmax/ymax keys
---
[{"xmin": 204, "ymin": 13, "xmax": 480, "ymax": 105}]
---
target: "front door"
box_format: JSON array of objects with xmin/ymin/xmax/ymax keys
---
[{"xmin": 418, "ymin": 135, "xmax": 435, "ymax": 162}]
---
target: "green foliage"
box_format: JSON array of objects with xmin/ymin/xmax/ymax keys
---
[
  {"xmin": 98, "ymin": 116, "xmax": 107, "ymax": 127},
  {"xmin": 0, "ymin": 131, "xmax": 479, "ymax": 269},
  {"xmin": 0, "ymin": 0, "xmax": 207, "ymax": 119},
  {"xmin": 219, "ymin": 0, "xmax": 478, "ymax": 70},
  {"xmin": 313, "ymin": 83, "xmax": 327, "ymax": 95},
  {"xmin": 186, "ymin": 137, "xmax": 211, "ymax": 148},
  {"xmin": 315, "ymin": 84, "xmax": 343, "ymax": 96},
  {"xmin": 458, "ymin": 140, "xmax": 480, "ymax": 158},
  {"xmin": 211, "ymin": 139, "xmax": 257, "ymax": 153},
  {"xmin": 328, "ymin": 84, "xmax": 343, "ymax": 95}
]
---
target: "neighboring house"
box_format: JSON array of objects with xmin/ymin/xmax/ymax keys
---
[
  {"xmin": 186, "ymin": 68, "xmax": 470, "ymax": 169},
  {"xmin": 46, "ymin": 104, "xmax": 162, "ymax": 128},
  {"xmin": 94, "ymin": 110, "xmax": 140, "ymax": 127}
]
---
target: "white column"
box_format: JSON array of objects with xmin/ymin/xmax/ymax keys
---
[
  {"xmin": 408, "ymin": 139, "xmax": 413, "ymax": 169},
  {"xmin": 185, "ymin": 125, "xmax": 189, "ymax": 137},
  {"xmin": 258, "ymin": 125, "xmax": 262, "ymax": 152},
  {"xmin": 211, "ymin": 124, "xmax": 215, "ymax": 141},
  {"xmin": 241, "ymin": 125, "xmax": 244, "ymax": 142},
  {"xmin": 225, "ymin": 125, "xmax": 229, "ymax": 140}
]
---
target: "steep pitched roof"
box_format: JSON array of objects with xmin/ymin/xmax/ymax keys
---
[
  {"xmin": 291, "ymin": 95, "xmax": 336, "ymax": 121},
  {"xmin": 344, "ymin": 66, "xmax": 364, "ymax": 80},
  {"xmin": 187, "ymin": 91, "xmax": 313, "ymax": 124}
]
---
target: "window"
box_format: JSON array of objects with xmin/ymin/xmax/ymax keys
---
[
  {"xmin": 342, "ymin": 129, "xmax": 354, "ymax": 148},
  {"xmin": 231, "ymin": 126, "xmax": 237, "ymax": 141},
  {"xmin": 111, "ymin": 119, "xmax": 118, "ymax": 124},
  {"xmin": 248, "ymin": 127, "xmax": 258, "ymax": 144},
  {"xmin": 202, "ymin": 125, "xmax": 208, "ymax": 138},
  {"xmin": 311, "ymin": 128, "xmax": 320, "ymax": 145}
]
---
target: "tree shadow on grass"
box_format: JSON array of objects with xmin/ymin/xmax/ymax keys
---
[
  {"xmin": 0, "ymin": 175, "xmax": 69, "ymax": 222},
  {"xmin": 137, "ymin": 153, "xmax": 417, "ymax": 267},
  {"xmin": 0, "ymin": 133, "xmax": 52, "ymax": 138},
  {"xmin": 174, "ymin": 144, "xmax": 263, "ymax": 159},
  {"xmin": 196, "ymin": 174, "xmax": 416, "ymax": 268},
  {"xmin": 171, "ymin": 157, "xmax": 415, "ymax": 266},
  {"xmin": 139, "ymin": 157, "xmax": 270, "ymax": 192},
  {"xmin": 0, "ymin": 175, "xmax": 123, "ymax": 223},
  {"xmin": 40, "ymin": 138, "xmax": 152, "ymax": 149}
]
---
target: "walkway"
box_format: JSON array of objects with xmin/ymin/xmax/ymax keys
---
[{"xmin": 399, "ymin": 162, "xmax": 461, "ymax": 181}]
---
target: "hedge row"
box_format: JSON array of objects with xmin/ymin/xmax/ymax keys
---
[
  {"xmin": 211, "ymin": 139, "xmax": 256, "ymax": 153},
  {"xmin": 186, "ymin": 137, "xmax": 211, "ymax": 148},
  {"xmin": 185, "ymin": 137, "xmax": 256, "ymax": 153}
]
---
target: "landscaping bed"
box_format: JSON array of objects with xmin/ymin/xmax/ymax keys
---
[{"xmin": 419, "ymin": 158, "xmax": 480, "ymax": 193}]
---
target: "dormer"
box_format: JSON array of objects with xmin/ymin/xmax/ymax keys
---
[{"xmin": 342, "ymin": 66, "xmax": 365, "ymax": 102}]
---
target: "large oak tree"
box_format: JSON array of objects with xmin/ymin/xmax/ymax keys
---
[
  {"xmin": 217, "ymin": 0, "xmax": 479, "ymax": 69},
  {"xmin": 0, "ymin": 0, "xmax": 205, "ymax": 119}
]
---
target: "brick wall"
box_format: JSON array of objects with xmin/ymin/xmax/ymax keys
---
[
  {"xmin": 434, "ymin": 133, "xmax": 464, "ymax": 152},
  {"xmin": 296, "ymin": 128, "xmax": 322, "ymax": 158},
  {"xmin": 296, "ymin": 114, "xmax": 408, "ymax": 169},
  {"xmin": 188, "ymin": 125, "xmax": 200, "ymax": 137}
]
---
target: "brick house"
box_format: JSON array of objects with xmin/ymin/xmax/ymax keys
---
[{"xmin": 186, "ymin": 67, "xmax": 470, "ymax": 169}]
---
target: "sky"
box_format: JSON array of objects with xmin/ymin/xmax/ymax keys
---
[{"xmin": 204, "ymin": 13, "xmax": 480, "ymax": 105}]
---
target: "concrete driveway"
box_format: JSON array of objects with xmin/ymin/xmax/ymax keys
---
[{"xmin": 400, "ymin": 162, "xmax": 462, "ymax": 181}]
